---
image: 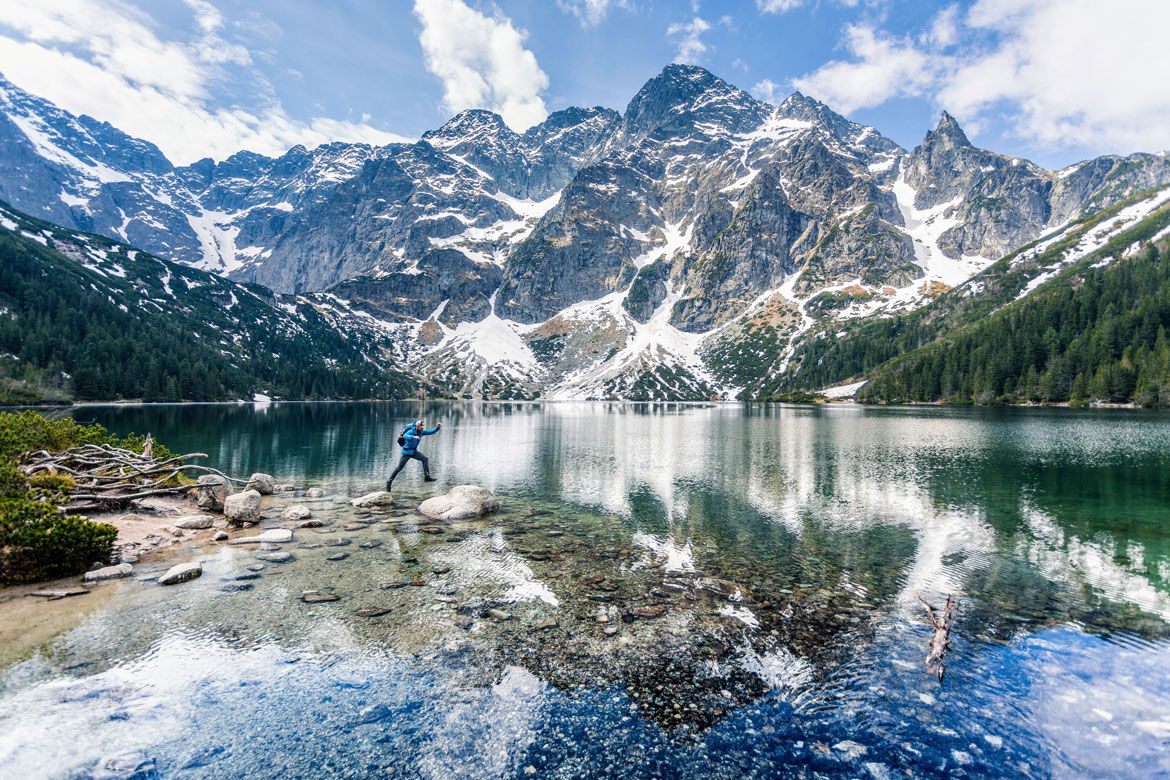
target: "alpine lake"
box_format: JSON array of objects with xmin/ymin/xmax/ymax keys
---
[{"xmin": 1, "ymin": 401, "xmax": 1169, "ymax": 780}]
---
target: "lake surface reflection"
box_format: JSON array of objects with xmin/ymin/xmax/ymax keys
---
[{"xmin": 1, "ymin": 401, "xmax": 1168, "ymax": 779}]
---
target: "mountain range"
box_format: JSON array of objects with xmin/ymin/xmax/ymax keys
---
[{"xmin": 1, "ymin": 64, "xmax": 1168, "ymax": 402}]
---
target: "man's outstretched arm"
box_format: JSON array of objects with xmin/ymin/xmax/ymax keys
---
[{"xmin": 422, "ymin": 424, "xmax": 442, "ymax": 435}]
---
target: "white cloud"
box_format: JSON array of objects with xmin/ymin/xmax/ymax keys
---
[
  {"xmin": 756, "ymin": 0, "xmax": 806, "ymax": 12},
  {"xmin": 413, "ymin": 0, "xmax": 548, "ymax": 131},
  {"xmin": 667, "ymin": 16, "xmax": 711, "ymax": 64},
  {"xmin": 756, "ymin": 0, "xmax": 860, "ymax": 12},
  {"xmin": 751, "ymin": 78, "xmax": 784, "ymax": 104},
  {"xmin": 791, "ymin": 0, "xmax": 1170, "ymax": 155},
  {"xmin": 557, "ymin": 0, "xmax": 631, "ymax": 28},
  {"xmin": 0, "ymin": 0, "xmax": 410, "ymax": 163},
  {"xmin": 791, "ymin": 23, "xmax": 937, "ymax": 113}
]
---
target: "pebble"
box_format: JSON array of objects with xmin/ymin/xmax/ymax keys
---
[
  {"xmin": 218, "ymin": 582, "xmax": 253, "ymax": 592},
  {"xmin": 327, "ymin": 553, "xmax": 349, "ymax": 561},
  {"xmin": 355, "ymin": 607, "xmax": 392, "ymax": 617},
  {"xmin": 359, "ymin": 540, "xmax": 382, "ymax": 549},
  {"xmin": 603, "ymin": 626, "xmax": 619, "ymax": 636},
  {"xmin": 306, "ymin": 488, "xmax": 325, "ymax": 498},
  {"xmin": 324, "ymin": 538, "xmax": 351, "ymax": 547},
  {"xmin": 380, "ymin": 581, "xmax": 409, "ymax": 589},
  {"xmin": 420, "ymin": 526, "xmax": 444, "ymax": 535},
  {"xmin": 343, "ymin": 524, "xmax": 366, "ymax": 531},
  {"xmin": 595, "ymin": 614, "xmax": 610, "ymax": 624},
  {"xmin": 532, "ymin": 619, "xmax": 557, "ymax": 631},
  {"xmin": 300, "ymin": 520, "xmax": 325, "ymax": 528},
  {"xmin": 488, "ymin": 608, "xmax": 511, "ymax": 621},
  {"xmin": 247, "ymin": 564, "xmax": 266, "ymax": 572},
  {"xmin": 631, "ymin": 605, "xmax": 667, "ymax": 619},
  {"xmin": 255, "ymin": 552, "xmax": 293, "ymax": 563},
  {"xmin": 213, "ymin": 531, "xmax": 229, "ymax": 541}
]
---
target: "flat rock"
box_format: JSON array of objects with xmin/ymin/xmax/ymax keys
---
[
  {"xmin": 630, "ymin": 605, "xmax": 667, "ymax": 619},
  {"xmin": 218, "ymin": 582, "xmax": 252, "ymax": 592},
  {"xmin": 274, "ymin": 483, "xmax": 296, "ymax": 492},
  {"xmin": 224, "ymin": 489, "xmax": 262, "ymax": 525},
  {"xmin": 532, "ymin": 619, "xmax": 558, "ymax": 631},
  {"xmin": 417, "ymin": 485, "xmax": 500, "ymax": 521},
  {"xmin": 358, "ymin": 540, "xmax": 382, "ymax": 549},
  {"xmin": 350, "ymin": 491, "xmax": 394, "ymax": 508},
  {"xmin": 380, "ymin": 581, "xmax": 409, "ymax": 589},
  {"xmin": 342, "ymin": 523, "xmax": 366, "ymax": 531},
  {"xmin": 229, "ymin": 528, "xmax": 292, "ymax": 545},
  {"xmin": 280, "ymin": 505, "xmax": 312, "ymax": 522},
  {"xmin": 355, "ymin": 607, "xmax": 391, "ymax": 617},
  {"xmin": 83, "ymin": 563, "xmax": 133, "ymax": 583},
  {"xmin": 212, "ymin": 531, "xmax": 229, "ymax": 541},
  {"xmin": 246, "ymin": 473, "xmax": 275, "ymax": 495},
  {"xmin": 327, "ymin": 552, "xmax": 349, "ymax": 561},
  {"xmin": 255, "ymin": 552, "xmax": 293, "ymax": 563},
  {"xmin": 299, "ymin": 519, "xmax": 325, "ymax": 528},
  {"xmin": 28, "ymin": 588, "xmax": 89, "ymax": 600},
  {"xmin": 159, "ymin": 561, "xmax": 202, "ymax": 586},
  {"xmin": 174, "ymin": 514, "xmax": 214, "ymax": 530},
  {"xmin": 306, "ymin": 488, "xmax": 325, "ymax": 498},
  {"xmin": 301, "ymin": 592, "xmax": 339, "ymax": 603},
  {"xmin": 488, "ymin": 608, "xmax": 511, "ymax": 621},
  {"xmin": 324, "ymin": 538, "xmax": 351, "ymax": 547}
]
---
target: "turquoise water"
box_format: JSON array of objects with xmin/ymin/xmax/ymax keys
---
[{"xmin": 1, "ymin": 401, "xmax": 1169, "ymax": 778}]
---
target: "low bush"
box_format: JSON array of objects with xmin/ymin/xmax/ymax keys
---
[{"xmin": 0, "ymin": 458, "xmax": 117, "ymax": 584}]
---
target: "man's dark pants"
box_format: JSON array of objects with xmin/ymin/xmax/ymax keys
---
[{"xmin": 389, "ymin": 451, "xmax": 430, "ymax": 482}]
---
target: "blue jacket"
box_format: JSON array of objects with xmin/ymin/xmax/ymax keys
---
[{"xmin": 400, "ymin": 424, "xmax": 438, "ymax": 454}]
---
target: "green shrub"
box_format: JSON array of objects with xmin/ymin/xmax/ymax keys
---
[
  {"xmin": 0, "ymin": 458, "xmax": 116, "ymax": 584},
  {"xmin": 27, "ymin": 472, "xmax": 76, "ymax": 493}
]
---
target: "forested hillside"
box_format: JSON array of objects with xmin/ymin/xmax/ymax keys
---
[
  {"xmin": 764, "ymin": 188, "xmax": 1170, "ymax": 406},
  {"xmin": 0, "ymin": 203, "xmax": 420, "ymax": 404}
]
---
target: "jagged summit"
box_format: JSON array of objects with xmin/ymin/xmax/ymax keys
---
[
  {"xmin": 421, "ymin": 108, "xmax": 516, "ymax": 150},
  {"xmin": 928, "ymin": 110, "xmax": 973, "ymax": 150}
]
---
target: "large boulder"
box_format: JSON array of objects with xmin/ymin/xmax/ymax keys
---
[
  {"xmin": 223, "ymin": 489, "xmax": 262, "ymax": 525},
  {"xmin": 418, "ymin": 485, "xmax": 500, "ymax": 521},
  {"xmin": 246, "ymin": 472, "xmax": 276, "ymax": 495},
  {"xmin": 350, "ymin": 491, "xmax": 394, "ymax": 508},
  {"xmin": 158, "ymin": 561, "xmax": 202, "ymax": 586},
  {"xmin": 195, "ymin": 475, "xmax": 230, "ymax": 511}
]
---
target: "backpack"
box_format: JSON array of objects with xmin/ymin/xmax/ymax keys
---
[{"xmin": 396, "ymin": 425, "xmax": 410, "ymax": 447}]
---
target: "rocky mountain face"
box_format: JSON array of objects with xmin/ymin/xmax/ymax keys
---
[{"xmin": 1, "ymin": 66, "xmax": 1168, "ymax": 401}]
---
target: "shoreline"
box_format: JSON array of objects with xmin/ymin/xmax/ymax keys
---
[{"xmin": 4, "ymin": 398, "xmax": 1166, "ymax": 411}]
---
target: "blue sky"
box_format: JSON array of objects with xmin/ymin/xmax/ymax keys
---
[{"xmin": 0, "ymin": 0, "xmax": 1166, "ymax": 169}]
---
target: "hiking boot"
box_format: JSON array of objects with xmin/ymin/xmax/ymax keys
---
[
  {"xmin": 424, "ymin": 476, "xmax": 437, "ymax": 482},
  {"xmin": 385, "ymin": 479, "xmax": 393, "ymax": 491}
]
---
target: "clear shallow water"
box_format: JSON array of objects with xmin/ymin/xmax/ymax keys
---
[{"xmin": 1, "ymin": 401, "xmax": 1169, "ymax": 779}]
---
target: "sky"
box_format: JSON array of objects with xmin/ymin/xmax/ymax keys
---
[{"xmin": 0, "ymin": 0, "xmax": 1166, "ymax": 169}]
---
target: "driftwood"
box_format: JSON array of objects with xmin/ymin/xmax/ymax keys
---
[
  {"xmin": 911, "ymin": 588, "xmax": 958, "ymax": 681},
  {"xmin": 18, "ymin": 443, "xmax": 244, "ymax": 511}
]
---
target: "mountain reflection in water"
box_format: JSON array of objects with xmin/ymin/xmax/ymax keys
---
[{"xmin": 0, "ymin": 401, "xmax": 1166, "ymax": 779}]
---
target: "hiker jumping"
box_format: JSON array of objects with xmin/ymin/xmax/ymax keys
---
[{"xmin": 386, "ymin": 419, "xmax": 441, "ymax": 491}]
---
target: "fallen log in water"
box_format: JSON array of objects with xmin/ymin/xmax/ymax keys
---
[{"xmin": 911, "ymin": 588, "xmax": 958, "ymax": 681}]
